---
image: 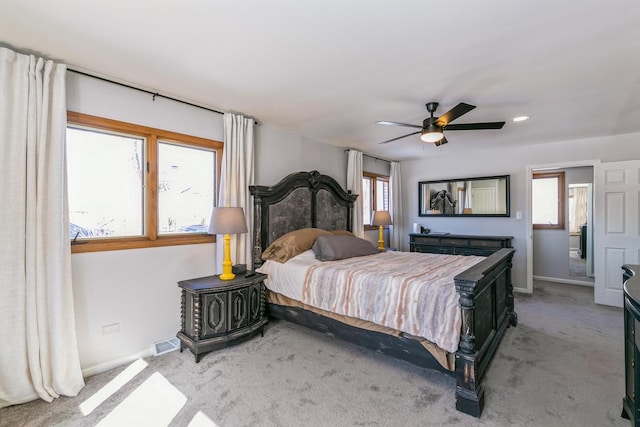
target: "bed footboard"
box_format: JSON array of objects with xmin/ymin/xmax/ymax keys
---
[{"xmin": 454, "ymin": 247, "xmax": 516, "ymax": 417}]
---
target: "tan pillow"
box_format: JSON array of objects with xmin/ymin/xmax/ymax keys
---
[
  {"xmin": 330, "ymin": 229, "xmax": 354, "ymax": 237},
  {"xmin": 262, "ymin": 228, "xmax": 332, "ymax": 263}
]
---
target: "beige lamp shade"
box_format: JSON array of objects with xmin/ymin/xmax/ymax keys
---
[
  {"xmin": 372, "ymin": 210, "xmax": 391, "ymax": 250},
  {"xmin": 208, "ymin": 207, "xmax": 248, "ymax": 235},
  {"xmin": 208, "ymin": 207, "xmax": 247, "ymax": 281},
  {"xmin": 372, "ymin": 210, "xmax": 392, "ymax": 226}
]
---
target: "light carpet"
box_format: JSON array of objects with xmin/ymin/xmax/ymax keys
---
[{"xmin": 0, "ymin": 281, "xmax": 627, "ymax": 426}]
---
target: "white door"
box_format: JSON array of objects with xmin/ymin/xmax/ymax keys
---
[
  {"xmin": 594, "ymin": 160, "xmax": 640, "ymax": 307},
  {"xmin": 471, "ymin": 188, "xmax": 496, "ymax": 214}
]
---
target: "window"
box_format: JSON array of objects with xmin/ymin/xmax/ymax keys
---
[
  {"xmin": 66, "ymin": 112, "xmax": 222, "ymax": 252},
  {"xmin": 362, "ymin": 172, "xmax": 389, "ymax": 227},
  {"xmin": 157, "ymin": 142, "xmax": 216, "ymax": 235},
  {"xmin": 532, "ymin": 171, "xmax": 565, "ymax": 229}
]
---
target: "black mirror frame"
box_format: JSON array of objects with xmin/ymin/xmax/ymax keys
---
[{"xmin": 418, "ymin": 175, "xmax": 510, "ymax": 217}]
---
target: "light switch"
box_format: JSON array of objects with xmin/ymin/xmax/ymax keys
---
[{"xmin": 516, "ymin": 211, "xmax": 523, "ymax": 220}]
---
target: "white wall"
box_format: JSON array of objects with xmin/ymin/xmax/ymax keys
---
[
  {"xmin": 255, "ymin": 123, "xmax": 346, "ymax": 186},
  {"xmin": 67, "ymin": 72, "xmax": 345, "ymax": 374},
  {"xmin": 402, "ymin": 133, "xmax": 640, "ymax": 293},
  {"xmin": 71, "ymin": 245, "xmax": 214, "ymax": 374}
]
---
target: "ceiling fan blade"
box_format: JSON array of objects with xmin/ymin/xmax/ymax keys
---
[
  {"xmin": 378, "ymin": 131, "xmax": 421, "ymax": 144},
  {"xmin": 435, "ymin": 103, "xmax": 476, "ymax": 126},
  {"xmin": 444, "ymin": 121, "xmax": 506, "ymax": 131},
  {"xmin": 375, "ymin": 120, "xmax": 423, "ymax": 129}
]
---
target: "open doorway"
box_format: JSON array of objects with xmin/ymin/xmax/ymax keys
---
[{"xmin": 525, "ymin": 161, "xmax": 598, "ymax": 294}]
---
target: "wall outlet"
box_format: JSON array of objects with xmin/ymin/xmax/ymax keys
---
[{"xmin": 102, "ymin": 323, "xmax": 120, "ymax": 335}]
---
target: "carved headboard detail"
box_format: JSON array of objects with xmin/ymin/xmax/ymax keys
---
[{"xmin": 249, "ymin": 170, "xmax": 357, "ymax": 268}]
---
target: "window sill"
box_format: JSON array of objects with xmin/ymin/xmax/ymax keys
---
[{"xmin": 71, "ymin": 234, "xmax": 216, "ymax": 253}]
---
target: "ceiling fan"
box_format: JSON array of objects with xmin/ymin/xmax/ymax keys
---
[{"xmin": 376, "ymin": 102, "xmax": 505, "ymax": 146}]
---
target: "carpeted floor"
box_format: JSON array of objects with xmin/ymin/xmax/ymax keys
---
[
  {"xmin": 569, "ymin": 250, "xmax": 594, "ymax": 282},
  {"xmin": 0, "ymin": 281, "xmax": 627, "ymax": 426}
]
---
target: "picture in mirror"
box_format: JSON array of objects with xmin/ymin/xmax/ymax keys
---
[{"xmin": 418, "ymin": 175, "xmax": 510, "ymax": 217}]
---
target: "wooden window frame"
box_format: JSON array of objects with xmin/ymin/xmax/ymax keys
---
[
  {"xmin": 363, "ymin": 172, "xmax": 390, "ymax": 231},
  {"xmin": 532, "ymin": 171, "xmax": 565, "ymax": 230},
  {"xmin": 67, "ymin": 112, "xmax": 223, "ymax": 253}
]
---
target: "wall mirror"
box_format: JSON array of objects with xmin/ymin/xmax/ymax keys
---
[{"xmin": 418, "ymin": 175, "xmax": 510, "ymax": 217}]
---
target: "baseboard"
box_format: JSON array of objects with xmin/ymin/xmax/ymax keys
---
[
  {"xmin": 533, "ymin": 275, "xmax": 594, "ymax": 287},
  {"xmin": 81, "ymin": 348, "xmax": 154, "ymax": 378}
]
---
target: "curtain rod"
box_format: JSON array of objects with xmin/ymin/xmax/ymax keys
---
[
  {"xmin": 68, "ymin": 68, "xmax": 226, "ymax": 116},
  {"xmin": 344, "ymin": 149, "xmax": 392, "ymax": 163}
]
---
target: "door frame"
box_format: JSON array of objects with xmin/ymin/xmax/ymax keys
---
[{"xmin": 525, "ymin": 159, "xmax": 601, "ymax": 294}]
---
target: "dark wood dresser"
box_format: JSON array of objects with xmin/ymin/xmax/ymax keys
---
[
  {"xmin": 623, "ymin": 264, "xmax": 640, "ymax": 425},
  {"xmin": 409, "ymin": 233, "xmax": 513, "ymax": 256},
  {"xmin": 177, "ymin": 273, "xmax": 268, "ymax": 362}
]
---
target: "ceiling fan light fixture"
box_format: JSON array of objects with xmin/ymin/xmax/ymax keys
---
[
  {"xmin": 420, "ymin": 125, "xmax": 444, "ymax": 143},
  {"xmin": 376, "ymin": 101, "xmax": 504, "ymax": 145}
]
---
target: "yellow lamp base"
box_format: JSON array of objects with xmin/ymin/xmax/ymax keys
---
[
  {"xmin": 377, "ymin": 225, "xmax": 385, "ymax": 250},
  {"xmin": 219, "ymin": 233, "xmax": 236, "ymax": 281}
]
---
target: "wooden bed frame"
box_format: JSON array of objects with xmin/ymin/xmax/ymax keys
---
[{"xmin": 249, "ymin": 170, "xmax": 517, "ymax": 417}]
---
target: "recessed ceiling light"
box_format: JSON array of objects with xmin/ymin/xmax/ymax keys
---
[{"xmin": 512, "ymin": 115, "xmax": 530, "ymax": 122}]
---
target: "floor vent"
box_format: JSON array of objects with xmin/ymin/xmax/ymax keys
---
[{"xmin": 153, "ymin": 337, "xmax": 180, "ymax": 356}]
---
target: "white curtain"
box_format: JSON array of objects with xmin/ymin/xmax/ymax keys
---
[
  {"xmin": 347, "ymin": 150, "xmax": 364, "ymax": 238},
  {"xmin": 389, "ymin": 161, "xmax": 404, "ymax": 250},
  {"xmin": 217, "ymin": 113, "xmax": 255, "ymax": 269},
  {"xmin": 0, "ymin": 47, "xmax": 84, "ymax": 407},
  {"xmin": 569, "ymin": 186, "xmax": 588, "ymax": 233}
]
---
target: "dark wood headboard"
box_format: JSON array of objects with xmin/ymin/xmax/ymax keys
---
[{"xmin": 249, "ymin": 170, "xmax": 357, "ymax": 268}]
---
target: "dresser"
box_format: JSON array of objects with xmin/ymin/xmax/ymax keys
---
[
  {"xmin": 409, "ymin": 233, "xmax": 513, "ymax": 256},
  {"xmin": 623, "ymin": 264, "xmax": 640, "ymax": 425},
  {"xmin": 177, "ymin": 273, "xmax": 268, "ymax": 362}
]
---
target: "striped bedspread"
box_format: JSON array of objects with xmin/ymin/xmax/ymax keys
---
[{"xmin": 301, "ymin": 251, "xmax": 484, "ymax": 353}]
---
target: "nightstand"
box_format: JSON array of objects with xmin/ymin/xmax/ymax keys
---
[{"xmin": 177, "ymin": 272, "xmax": 268, "ymax": 362}]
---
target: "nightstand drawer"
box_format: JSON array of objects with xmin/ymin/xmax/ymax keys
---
[
  {"xmin": 202, "ymin": 292, "xmax": 228, "ymax": 337},
  {"xmin": 409, "ymin": 233, "xmax": 512, "ymax": 257},
  {"xmin": 229, "ymin": 288, "xmax": 248, "ymax": 330}
]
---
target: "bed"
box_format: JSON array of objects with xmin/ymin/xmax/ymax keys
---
[{"xmin": 249, "ymin": 170, "xmax": 517, "ymax": 417}]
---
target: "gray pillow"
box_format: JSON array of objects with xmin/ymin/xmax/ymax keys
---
[{"xmin": 312, "ymin": 235, "xmax": 379, "ymax": 261}]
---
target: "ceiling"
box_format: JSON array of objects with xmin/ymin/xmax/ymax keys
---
[{"xmin": 2, "ymin": 1, "xmax": 640, "ymax": 161}]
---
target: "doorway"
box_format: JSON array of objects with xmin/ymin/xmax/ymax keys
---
[{"xmin": 525, "ymin": 160, "xmax": 599, "ymax": 294}]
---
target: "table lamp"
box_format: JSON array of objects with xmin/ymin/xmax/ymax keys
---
[
  {"xmin": 372, "ymin": 210, "xmax": 392, "ymax": 250},
  {"xmin": 209, "ymin": 207, "xmax": 248, "ymax": 280}
]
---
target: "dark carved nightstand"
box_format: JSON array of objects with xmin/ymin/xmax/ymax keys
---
[{"xmin": 177, "ymin": 272, "xmax": 268, "ymax": 362}]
